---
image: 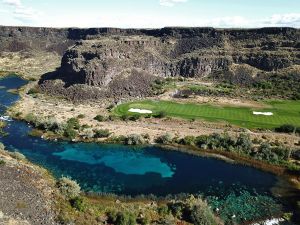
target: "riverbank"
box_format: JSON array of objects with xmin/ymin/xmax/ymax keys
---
[{"xmin": 2, "ymin": 74, "xmax": 300, "ymax": 223}]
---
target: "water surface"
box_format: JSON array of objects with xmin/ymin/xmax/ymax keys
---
[{"xmin": 0, "ymin": 75, "xmax": 278, "ymax": 197}]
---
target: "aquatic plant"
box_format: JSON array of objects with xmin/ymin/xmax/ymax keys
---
[{"xmin": 207, "ymin": 191, "xmax": 282, "ymax": 224}]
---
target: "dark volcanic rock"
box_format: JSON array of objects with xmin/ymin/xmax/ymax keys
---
[{"xmin": 1, "ymin": 26, "xmax": 299, "ymax": 100}]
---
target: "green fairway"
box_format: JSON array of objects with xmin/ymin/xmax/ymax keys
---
[{"xmin": 114, "ymin": 100, "xmax": 300, "ymax": 129}]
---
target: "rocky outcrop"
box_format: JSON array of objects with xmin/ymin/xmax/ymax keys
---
[{"xmin": 0, "ymin": 26, "xmax": 299, "ymax": 100}]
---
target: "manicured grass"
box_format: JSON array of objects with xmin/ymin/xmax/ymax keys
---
[{"xmin": 114, "ymin": 100, "xmax": 300, "ymax": 129}]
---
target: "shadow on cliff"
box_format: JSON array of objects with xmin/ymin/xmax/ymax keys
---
[{"xmin": 38, "ymin": 69, "xmax": 77, "ymax": 88}]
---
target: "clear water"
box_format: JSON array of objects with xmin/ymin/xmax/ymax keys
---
[{"xmin": 0, "ymin": 75, "xmax": 278, "ymax": 197}]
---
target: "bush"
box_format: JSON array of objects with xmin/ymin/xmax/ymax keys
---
[
  {"xmin": 107, "ymin": 135, "xmax": 127, "ymax": 144},
  {"xmin": 115, "ymin": 212, "xmax": 136, "ymax": 225},
  {"xmin": 275, "ymin": 124, "xmax": 299, "ymax": 134},
  {"xmin": 0, "ymin": 159, "xmax": 5, "ymax": 166},
  {"xmin": 64, "ymin": 127, "xmax": 77, "ymax": 140},
  {"xmin": 180, "ymin": 136, "xmax": 196, "ymax": 146},
  {"xmin": 10, "ymin": 151, "xmax": 26, "ymax": 160},
  {"xmin": 154, "ymin": 111, "xmax": 167, "ymax": 118},
  {"xmin": 108, "ymin": 211, "xmax": 136, "ymax": 225},
  {"xmin": 129, "ymin": 114, "xmax": 141, "ymax": 121},
  {"xmin": 70, "ymin": 196, "xmax": 86, "ymax": 212},
  {"xmin": 27, "ymin": 87, "xmax": 40, "ymax": 95},
  {"xmin": 107, "ymin": 104, "xmax": 115, "ymax": 111},
  {"xmin": 56, "ymin": 177, "xmax": 81, "ymax": 199},
  {"xmin": 81, "ymin": 128, "xmax": 94, "ymax": 139},
  {"xmin": 125, "ymin": 134, "xmax": 146, "ymax": 145},
  {"xmin": 93, "ymin": 129, "xmax": 111, "ymax": 138},
  {"xmin": 77, "ymin": 114, "xmax": 85, "ymax": 119},
  {"xmin": 0, "ymin": 142, "xmax": 5, "ymax": 150},
  {"xmin": 67, "ymin": 118, "xmax": 80, "ymax": 130},
  {"xmin": 155, "ymin": 133, "xmax": 174, "ymax": 144},
  {"xmin": 189, "ymin": 203, "xmax": 218, "ymax": 225},
  {"xmin": 94, "ymin": 115, "xmax": 105, "ymax": 122}
]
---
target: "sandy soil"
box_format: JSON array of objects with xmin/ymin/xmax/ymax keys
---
[
  {"xmin": 0, "ymin": 51, "xmax": 61, "ymax": 80},
  {"xmin": 159, "ymin": 90, "xmax": 268, "ymax": 108}
]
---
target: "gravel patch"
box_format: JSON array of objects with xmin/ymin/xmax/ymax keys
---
[{"xmin": 0, "ymin": 154, "xmax": 58, "ymax": 225}]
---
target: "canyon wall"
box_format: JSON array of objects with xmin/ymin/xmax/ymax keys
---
[{"xmin": 0, "ymin": 26, "xmax": 299, "ymax": 100}]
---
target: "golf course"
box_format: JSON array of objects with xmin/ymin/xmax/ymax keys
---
[{"xmin": 114, "ymin": 100, "xmax": 300, "ymax": 129}]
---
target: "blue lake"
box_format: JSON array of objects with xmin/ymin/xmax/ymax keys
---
[{"xmin": 0, "ymin": 75, "xmax": 278, "ymax": 197}]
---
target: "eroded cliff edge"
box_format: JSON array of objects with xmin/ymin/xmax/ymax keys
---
[{"xmin": 1, "ymin": 26, "xmax": 299, "ymax": 100}]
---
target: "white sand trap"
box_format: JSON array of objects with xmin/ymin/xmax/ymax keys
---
[
  {"xmin": 128, "ymin": 108, "xmax": 153, "ymax": 114},
  {"xmin": 253, "ymin": 111, "xmax": 273, "ymax": 116}
]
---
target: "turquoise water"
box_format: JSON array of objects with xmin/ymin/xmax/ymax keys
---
[
  {"xmin": 3, "ymin": 75, "xmax": 300, "ymax": 223},
  {"xmin": 0, "ymin": 75, "xmax": 278, "ymax": 197}
]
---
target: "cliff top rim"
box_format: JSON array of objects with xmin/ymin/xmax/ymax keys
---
[{"xmin": 0, "ymin": 25, "xmax": 298, "ymax": 31}]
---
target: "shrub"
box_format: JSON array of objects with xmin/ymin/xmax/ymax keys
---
[
  {"xmin": 70, "ymin": 196, "xmax": 86, "ymax": 212},
  {"xmin": 10, "ymin": 151, "xmax": 26, "ymax": 160},
  {"xmin": 156, "ymin": 133, "xmax": 174, "ymax": 144},
  {"xmin": 180, "ymin": 136, "xmax": 196, "ymax": 146},
  {"xmin": 125, "ymin": 134, "xmax": 146, "ymax": 145},
  {"xmin": 67, "ymin": 118, "xmax": 80, "ymax": 130},
  {"xmin": 27, "ymin": 87, "xmax": 39, "ymax": 95},
  {"xmin": 129, "ymin": 114, "xmax": 141, "ymax": 121},
  {"xmin": 94, "ymin": 115, "xmax": 105, "ymax": 122},
  {"xmin": 121, "ymin": 114, "xmax": 130, "ymax": 121},
  {"xmin": 108, "ymin": 115, "xmax": 118, "ymax": 121},
  {"xmin": 108, "ymin": 211, "xmax": 136, "ymax": 225},
  {"xmin": 0, "ymin": 142, "xmax": 5, "ymax": 150},
  {"xmin": 56, "ymin": 177, "xmax": 81, "ymax": 199},
  {"xmin": 235, "ymin": 133, "xmax": 252, "ymax": 154},
  {"xmin": 158, "ymin": 205, "xmax": 170, "ymax": 217},
  {"xmin": 64, "ymin": 127, "xmax": 77, "ymax": 140},
  {"xmin": 0, "ymin": 159, "xmax": 5, "ymax": 166},
  {"xmin": 154, "ymin": 111, "xmax": 167, "ymax": 118},
  {"xmin": 77, "ymin": 114, "xmax": 85, "ymax": 119},
  {"xmin": 117, "ymin": 212, "xmax": 136, "ymax": 225},
  {"xmin": 138, "ymin": 215, "xmax": 150, "ymax": 225},
  {"xmin": 93, "ymin": 129, "xmax": 111, "ymax": 138},
  {"xmin": 81, "ymin": 128, "xmax": 94, "ymax": 139},
  {"xmin": 275, "ymin": 124, "xmax": 299, "ymax": 134},
  {"xmin": 189, "ymin": 203, "xmax": 218, "ymax": 225},
  {"xmin": 107, "ymin": 135, "xmax": 127, "ymax": 144},
  {"xmin": 107, "ymin": 104, "xmax": 115, "ymax": 111}
]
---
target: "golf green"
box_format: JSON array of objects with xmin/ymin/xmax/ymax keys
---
[{"xmin": 114, "ymin": 100, "xmax": 300, "ymax": 129}]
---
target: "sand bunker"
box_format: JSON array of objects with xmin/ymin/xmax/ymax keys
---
[
  {"xmin": 128, "ymin": 108, "xmax": 153, "ymax": 114},
  {"xmin": 253, "ymin": 111, "xmax": 273, "ymax": 116}
]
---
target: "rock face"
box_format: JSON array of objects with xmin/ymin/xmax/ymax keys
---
[{"xmin": 1, "ymin": 26, "xmax": 299, "ymax": 100}]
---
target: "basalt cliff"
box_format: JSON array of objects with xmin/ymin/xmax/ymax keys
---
[{"xmin": 0, "ymin": 26, "xmax": 299, "ymax": 100}]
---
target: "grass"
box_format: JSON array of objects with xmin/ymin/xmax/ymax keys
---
[{"xmin": 114, "ymin": 100, "xmax": 300, "ymax": 129}]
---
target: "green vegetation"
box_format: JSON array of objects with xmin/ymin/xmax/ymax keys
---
[
  {"xmin": 10, "ymin": 151, "xmax": 26, "ymax": 160},
  {"xmin": 93, "ymin": 129, "xmax": 111, "ymax": 138},
  {"xmin": 207, "ymin": 191, "xmax": 282, "ymax": 224},
  {"xmin": 56, "ymin": 176, "xmax": 81, "ymax": 199},
  {"xmin": 94, "ymin": 115, "xmax": 105, "ymax": 122},
  {"xmin": 125, "ymin": 134, "xmax": 149, "ymax": 145},
  {"xmin": 114, "ymin": 100, "xmax": 300, "ymax": 129},
  {"xmin": 0, "ymin": 159, "xmax": 5, "ymax": 166},
  {"xmin": 275, "ymin": 124, "xmax": 300, "ymax": 134},
  {"xmin": 27, "ymin": 87, "xmax": 40, "ymax": 95},
  {"xmin": 156, "ymin": 132, "xmax": 299, "ymax": 170}
]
